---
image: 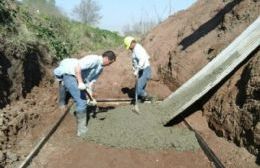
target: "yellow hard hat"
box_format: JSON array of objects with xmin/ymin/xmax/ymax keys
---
[{"xmin": 124, "ymin": 36, "xmax": 135, "ymax": 50}]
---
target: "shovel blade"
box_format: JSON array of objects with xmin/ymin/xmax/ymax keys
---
[{"xmin": 132, "ymin": 105, "xmax": 140, "ymax": 114}]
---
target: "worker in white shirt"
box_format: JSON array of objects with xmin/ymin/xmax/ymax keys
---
[
  {"xmin": 124, "ymin": 36, "xmax": 152, "ymax": 102},
  {"xmin": 53, "ymin": 51, "xmax": 116, "ymax": 137}
]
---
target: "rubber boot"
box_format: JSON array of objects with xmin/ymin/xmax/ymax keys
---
[
  {"xmin": 76, "ymin": 112, "xmax": 88, "ymax": 137},
  {"xmin": 58, "ymin": 81, "xmax": 66, "ymax": 108},
  {"xmin": 69, "ymin": 104, "xmax": 76, "ymax": 116}
]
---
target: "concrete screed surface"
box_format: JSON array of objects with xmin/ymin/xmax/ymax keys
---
[{"xmin": 84, "ymin": 103, "xmax": 200, "ymax": 151}]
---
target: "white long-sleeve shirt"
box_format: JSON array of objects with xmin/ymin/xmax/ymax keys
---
[
  {"xmin": 53, "ymin": 55, "xmax": 103, "ymax": 85},
  {"xmin": 132, "ymin": 43, "xmax": 150, "ymax": 71}
]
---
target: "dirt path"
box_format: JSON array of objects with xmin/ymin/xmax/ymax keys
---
[
  {"xmin": 11, "ymin": 105, "xmax": 257, "ymax": 168},
  {"xmin": 27, "ymin": 112, "xmax": 211, "ymax": 168},
  {"xmin": 17, "ymin": 108, "xmax": 258, "ymax": 168},
  {"xmin": 2, "ymin": 87, "xmax": 258, "ymax": 168},
  {"xmin": 185, "ymin": 111, "xmax": 258, "ymax": 168}
]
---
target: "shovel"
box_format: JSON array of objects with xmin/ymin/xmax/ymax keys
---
[
  {"xmin": 132, "ymin": 72, "xmax": 140, "ymax": 114},
  {"xmin": 85, "ymin": 88, "xmax": 98, "ymax": 118},
  {"xmin": 84, "ymin": 88, "xmax": 97, "ymax": 106}
]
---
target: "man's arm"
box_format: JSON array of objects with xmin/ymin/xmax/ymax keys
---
[
  {"xmin": 75, "ymin": 63, "xmax": 86, "ymax": 90},
  {"xmin": 135, "ymin": 47, "xmax": 147, "ymax": 69}
]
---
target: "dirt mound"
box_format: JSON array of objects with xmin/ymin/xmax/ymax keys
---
[
  {"xmin": 143, "ymin": 0, "xmax": 259, "ymax": 86},
  {"xmin": 138, "ymin": 0, "xmax": 259, "ymax": 157}
]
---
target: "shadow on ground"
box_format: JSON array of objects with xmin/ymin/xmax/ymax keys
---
[
  {"xmin": 256, "ymin": 153, "xmax": 260, "ymax": 165},
  {"xmin": 179, "ymin": 0, "xmax": 242, "ymax": 50},
  {"xmin": 121, "ymin": 87, "xmax": 135, "ymax": 99},
  {"xmin": 87, "ymin": 105, "xmax": 115, "ymax": 122}
]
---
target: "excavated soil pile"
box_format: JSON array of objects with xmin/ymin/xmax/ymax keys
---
[
  {"xmin": 141, "ymin": 0, "xmax": 260, "ymax": 157},
  {"xmin": 85, "ymin": 103, "xmax": 199, "ymax": 151}
]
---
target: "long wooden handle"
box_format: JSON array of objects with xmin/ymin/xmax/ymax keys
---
[{"xmin": 84, "ymin": 89, "xmax": 94, "ymax": 101}]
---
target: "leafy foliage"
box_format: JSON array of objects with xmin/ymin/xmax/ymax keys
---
[
  {"xmin": 0, "ymin": 0, "xmax": 17, "ymax": 29},
  {"xmin": 0, "ymin": 0, "xmax": 122, "ymax": 61},
  {"xmin": 22, "ymin": 0, "xmax": 62, "ymax": 17}
]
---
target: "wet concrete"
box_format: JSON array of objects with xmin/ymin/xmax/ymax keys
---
[{"xmin": 84, "ymin": 103, "xmax": 200, "ymax": 151}]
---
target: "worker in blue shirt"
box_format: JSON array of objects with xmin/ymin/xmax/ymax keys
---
[{"xmin": 53, "ymin": 51, "xmax": 116, "ymax": 137}]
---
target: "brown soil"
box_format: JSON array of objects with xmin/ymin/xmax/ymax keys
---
[
  {"xmin": 203, "ymin": 50, "xmax": 260, "ymax": 156},
  {"xmin": 186, "ymin": 111, "xmax": 258, "ymax": 168},
  {"xmin": 142, "ymin": 0, "xmax": 260, "ymax": 158}
]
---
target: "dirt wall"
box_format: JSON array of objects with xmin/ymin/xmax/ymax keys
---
[
  {"xmin": 143, "ymin": 0, "xmax": 259, "ymax": 89},
  {"xmin": 142, "ymin": 0, "xmax": 259, "ymax": 156},
  {"xmin": 203, "ymin": 50, "xmax": 260, "ymax": 156},
  {"xmin": 0, "ymin": 40, "xmax": 53, "ymax": 108},
  {"xmin": 0, "ymin": 40, "xmax": 54, "ymax": 166}
]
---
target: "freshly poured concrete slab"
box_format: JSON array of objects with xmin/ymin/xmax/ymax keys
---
[{"xmin": 160, "ymin": 17, "xmax": 260, "ymax": 123}]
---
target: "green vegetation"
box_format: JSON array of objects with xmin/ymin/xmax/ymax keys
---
[{"xmin": 0, "ymin": 0, "xmax": 122, "ymax": 60}]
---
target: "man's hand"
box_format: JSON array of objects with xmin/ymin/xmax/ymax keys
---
[
  {"xmin": 87, "ymin": 99, "xmax": 97, "ymax": 106},
  {"xmin": 78, "ymin": 82, "xmax": 86, "ymax": 90},
  {"xmin": 134, "ymin": 69, "xmax": 139, "ymax": 76}
]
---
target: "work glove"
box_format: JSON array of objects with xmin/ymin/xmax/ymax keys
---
[
  {"xmin": 78, "ymin": 82, "xmax": 86, "ymax": 90},
  {"xmin": 87, "ymin": 99, "xmax": 97, "ymax": 106},
  {"xmin": 134, "ymin": 69, "xmax": 139, "ymax": 76},
  {"xmin": 55, "ymin": 78, "xmax": 62, "ymax": 82}
]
